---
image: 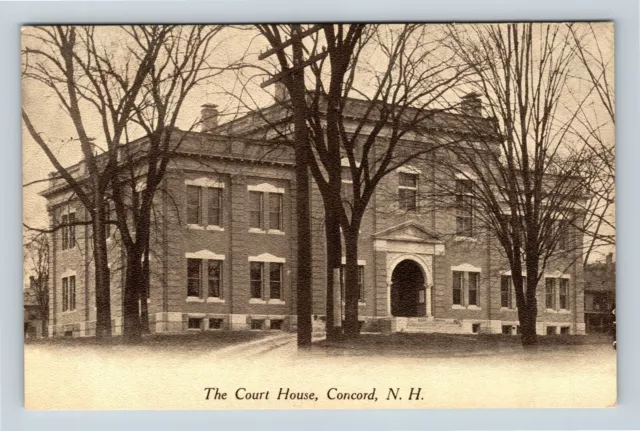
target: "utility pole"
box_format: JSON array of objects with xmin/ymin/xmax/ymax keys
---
[{"xmin": 258, "ymin": 25, "xmax": 328, "ymax": 348}]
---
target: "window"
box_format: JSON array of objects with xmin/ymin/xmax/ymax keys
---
[
  {"xmin": 251, "ymin": 319, "xmax": 264, "ymax": 330},
  {"xmin": 68, "ymin": 213, "xmax": 76, "ymax": 248},
  {"xmin": 209, "ymin": 318, "xmax": 223, "ymax": 329},
  {"xmin": 472, "ymin": 323, "xmax": 481, "ymax": 334},
  {"xmin": 61, "ymin": 214, "xmax": 69, "ymax": 250},
  {"xmin": 455, "ymin": 180, "xmax": 473, "ymax": 237},
  {"xmin": 187, "ymin": 318, "xmax": 202, "ymax": 330},
  {"xmin": 61, "ymin": 275, "xmax": 76, "ymax": 312},
  {"xmin": 545, "ymin": 278, "xmax": 555, "ymax": 309},
  {"xmin": 468, "ymin": 272, "xmax": 479, "ymax": 306},
  {"xmin": 187, "ymin": 258, "xmax": 201, "ymax": 298},
  {"xmin": 249, "ymin": 191, "xmax": 263, "ymax": 229},
  {"xmin": 269, "ymin": 193, "xmax": 283, "ymax": 231},
  {"xmin": 208, "ymin": 187, "xmax": 222, "ymax": 227},
  {"xmin": 60, "ymin": 213, "xmax": 76, "ymax": 250},
  {"xmin": 557, "ymin": 220, "xmax": 569, "ymax": 250},
  {"xmin": 250, "ymin": 262, "xmax": 263, "ymax": 299},
  {"xmin": 546, "ymin": 326, "xmax": 556, "ymax": 336},
  {"xmin": 452, "ymin": 271, "xmax": 463, "ymax": 305},
  {"xmin": 546, "ymin": 277, "xmax": 569, "ymax": 310},
  {"xmin": 270, "ymin": 319, "xmax": 284, "ymax": 330},
  {"xmin": 453, "ymin": 270, "xmax": 480, "ymax": 307},
  {"xmin": 207, "ymin": 260, "xmax": 222, "ymax": 298},
  {"xmin": 398, "ymin": 173, "xmax": 418, "ymax": 211},
  {"xmin": 269, "ymin": 263, "xmax": 282, "ymax": 300},
  {"xmin": 187, "ymin": 185, "xmax": 201, "ymax": 225},
  {"xmin": 559, "ymin": 278, "xmax": 569, "ymax": 310},
  {"xmin": 502, "ymin": 325, "xmax": 512, "ymax": 335},
  {"xmin": 501, "ymin": 276, "xmax": 513, "ymax": 308},
  {"xmin": 560, "ymin": 326, "xmax": 570, "ymax": 335}
]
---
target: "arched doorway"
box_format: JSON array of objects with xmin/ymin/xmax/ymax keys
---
[{"xmin": 391, "ymin": 259, "xmax": 426, "ymax": 317}]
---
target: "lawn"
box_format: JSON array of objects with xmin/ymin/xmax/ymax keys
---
[
  {"xmin": 314, "ymin": 332, "xmax": 612, "ymax": 357},
  {"xmin": 24, "ymin": 330, "xmax": 271, "ymax": 352}
]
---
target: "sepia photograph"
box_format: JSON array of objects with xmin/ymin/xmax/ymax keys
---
[{"xmin": 22, "ymin": 22, "xmax": 616, "ymax": 410}]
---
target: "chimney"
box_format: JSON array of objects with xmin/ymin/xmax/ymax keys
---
[
  {"xmin": 200, "ymin": 104, "xmax": 219, "ymax": 133},
  {"xmin": 460, "ymin": 92, "xmax": 482, "ymax": 117},
  {"xmin": 274, "ymin": 81, "xmax": 289, "ymax": 104},
  {"xmin": 606, "ymin": 252, "xmax": 613, "ymax": 266}
]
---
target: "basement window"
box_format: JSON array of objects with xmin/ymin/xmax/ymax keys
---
[
  {"xmin": 560, "ymin": 326, "xmax": 570, "ymax": 335},
  {"xmin": 546, "ymin": 326, "xmax": 556, "ymax": 336},
  {"xmin": 501, "ymin": 325, "xmax": 512, "ymax": 335},
  {"xmin": 251, "ymin": 319, "xmax": 265, "ymax": 330},
  {"xmin": 472, "ymin": 323, "xmax": 481, "ymax": 334},
  {"xmin": 188, "ymin": 318, "xmax": 203, "ymax": 330},
  {"xmin": 269, "ymin": 319, "xmax": 283, "ymax": 330},
  {"xmin": 209, "ymin": 318, "xmax": 223, "ymax": 330}
]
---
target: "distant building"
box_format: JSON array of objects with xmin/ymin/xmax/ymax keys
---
[
  {"xmin": 42, "ymin": 94, "xmax": 587, "ymax": 337},
  {"xmin": 584, "ymin": 253, "xmax": 616, "ymax": 334},
  {"xmin": 24, "ymin": 277, "xmax": 44, "ymax": 338}
]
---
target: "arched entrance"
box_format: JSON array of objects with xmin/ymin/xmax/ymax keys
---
[{"xmin": 391, "ymin": 259, "xmax": 426, "ymax": 317}]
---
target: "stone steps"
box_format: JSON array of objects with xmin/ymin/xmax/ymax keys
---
[{"xmin": 403, "ymin": 318, "xmax": 468, "ymax": 334}]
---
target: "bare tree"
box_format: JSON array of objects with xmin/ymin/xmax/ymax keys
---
[
  {"xmin": 109, "ymin": 25, "xmax": 224, "ymax": 340},
  {"xmin": 254, "ymin": 25, "xmax": 471, "ymax": 338},
  {"xmin": 443, "ymin": 23, "xmax": 592, "ymax": 346},
  {"xmin": 22, "ymin": 26, "xmax": 226, "ymax": 339},
  {"xmin": 21, "ymin": 25, "xmax": 158, "ymax": 338},
  {"xmin": 24, "ymin": 233, "xmax": 50, "ymax": 337},
  {"xmin": 568, "ymin": 23, "xmax": 615, "ymax": 265}
]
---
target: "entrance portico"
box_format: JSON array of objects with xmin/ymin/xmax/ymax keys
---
[{"xmin": 373, "ymin": 221, "xmax": 444, "ymax": 319}]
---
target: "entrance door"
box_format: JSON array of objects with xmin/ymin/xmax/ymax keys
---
[{"xmin": 391, "ymin": 260, "xmax": 425, "ymax": 317}]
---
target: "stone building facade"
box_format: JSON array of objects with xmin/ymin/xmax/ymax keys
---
[{"xmin": 43, "ymin": 96, "xmax": 586, "ymax": 337}]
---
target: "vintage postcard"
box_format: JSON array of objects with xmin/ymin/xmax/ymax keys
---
[{"xmin": 22, "ymin": 23, "xmax": 616, "ymax": 409}]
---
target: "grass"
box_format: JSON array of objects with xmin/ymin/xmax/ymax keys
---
[
  {"xmin": 25, "ymin": 330, "xmax": 272, "ymax": 352},
  {"xmin": 314, "ymin": 332, "xmax": 612, "ymax": 357}
]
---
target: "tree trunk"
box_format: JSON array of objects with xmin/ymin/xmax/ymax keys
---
[
  {"xmin": 140, "ymin": 236, "xmax": 151, "ymax": 335},
  {"xmin": 343, "ymin": 227, "xmax": 360, "ymax": 338},
  {"xmin": 518, "ymin": 304, "xmax": 538, "ymax": 347},
  {"xmin": 516, "ymin": 253, "xmax": 540, "ymax": 348},
  {"xmin": 123, "ymin": 254, "xmax": 143, "ymax": 341},
  {"xmin": 93, "ymin": 214, "xmax": 112, "ymax": 339},
  {"xmin": 324, "ymin": 199, "xmax": 343, "ymax": 341},
  {"xmin": 41, "ymin": 317, "xmax": 49, "ymax": 338}
]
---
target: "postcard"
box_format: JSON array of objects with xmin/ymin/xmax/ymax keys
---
[{"xmin": 22, "ymin": 23, "xmax": 616, "ymax": 409}]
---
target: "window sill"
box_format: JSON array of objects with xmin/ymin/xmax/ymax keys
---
[
  {"xmin": 187, "ymin": 224, "xmax": 205, "ymax": 230},
  {"xmin": 186, "ymin": 297, "xmax": 205, "ymax": 303},
  {"xmin": 267, "ymin": 229, "xmax": 285, "ymax": 235},
  {"xmin": 546, "ymin": 308, "xmax": 570, "ymax": 314},
  {"xmin": 452, "ymin": 305, "xmax": 481, "ymax": 310},
  {"xmin": 454, "ymin": 236, "xmax": 478, "ymax": 243},
  {"xmin": 500, "ymin": 307, "xmax": 517, "ymax": 311},
  {"xmin": 268, "ymin": 299, "xmax": 286, "ymax": 305},
  {"xmin": 205, "ymin": 225, "xmax": 224, "ymax": 232},
  {"xmin": 249, "ymin": 298, "xmax": 286, "ymax": 305},
  {"xmin": 206, "ymin": 297, "xmax": 225, "ymax": 303},
  {"xmin": 61, "ymin": 310, "xmax": 77, "ymax": 315},
  {"xmin": 248, "ymin": 227, "xmax": 266, "ymax": 234}
]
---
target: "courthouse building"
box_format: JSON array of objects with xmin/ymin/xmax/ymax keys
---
[{"xmin": 43, "ymin": 93, "xmax": 586, "ymax": 337}]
